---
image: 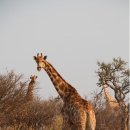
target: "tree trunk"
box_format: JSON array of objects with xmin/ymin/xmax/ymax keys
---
[{"xmin": 120, "ymin": 105, "xmax": 129, "ymax": 130}]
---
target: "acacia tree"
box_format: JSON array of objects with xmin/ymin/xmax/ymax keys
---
[{"xmin": 96, "ymin": 57, "xmax": 129, "ymax": 130}]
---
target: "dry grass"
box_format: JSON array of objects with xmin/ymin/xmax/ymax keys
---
[{"xmin": 0, "ymin": 71, "xmax": 129, "ymax": 130}]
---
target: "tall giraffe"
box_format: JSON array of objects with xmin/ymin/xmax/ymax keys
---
[
  {"xmin": 102, "ymin": 85, "xmax": 119, "ymax": 111},
  {"xmin": 34, "ymin": 53, "xmax": 96, "ymax": 130},
  {"xmin": 26, "ymin": 75, "xmax": 37, "ymax": 101}
]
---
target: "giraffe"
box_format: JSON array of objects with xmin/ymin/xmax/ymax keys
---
[
  {"xmin": 14, "ymin": 75, "xmax": 37, "ymax": 130},
  {"xmin": 26, "ymin": 75, "xmax": 37, "ymax": 102},
  {"xmin": 102, "ymin": 85, "xmax": 119, "ymax": 111},
  {"xmin": 34, "ymin": 53, "xmax": 96, "ymax": 130}
]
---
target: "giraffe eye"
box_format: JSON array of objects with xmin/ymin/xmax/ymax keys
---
[{"xmin": 37, "ymin": 67, "xmax": 41, "ymax": 71}]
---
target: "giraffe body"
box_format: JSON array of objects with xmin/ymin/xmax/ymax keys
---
[
  {"xmin": 26, "ymin": 75, "xmax": 37, "ymax": 101},
  {"xmin": 34, "ymin": 53, "xmax": 96, "ymax": 130},
  {"xmin": 103, "ymin": 85, "xmax": 119, "ymax": 111},
  {"xmin": 62, "ymin": 95, "xmax": 96, "ymax": 130}
]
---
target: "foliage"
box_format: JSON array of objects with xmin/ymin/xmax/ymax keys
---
[{"xmin": 97, "ymin": 58, "xmax": 129, "ymax": 100}]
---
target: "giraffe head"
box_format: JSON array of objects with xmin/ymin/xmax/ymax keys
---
[
  {"xmin": 30, "ymin": 75, "xmax": 38, "ymax": 82},
  {"xmin": 34, "ymin": 53, "xmax": 47, "ymax": 71}
]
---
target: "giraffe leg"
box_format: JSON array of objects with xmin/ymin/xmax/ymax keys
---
[
  {"xmin": 70, "ymin": 110, "xmax": 87, "ymax": 130},
  {"xmin": 71, "ymin": 124, "xmax": 86, "ymax": 130},
  {"xmin": 78, "ymin": 110, "xmax": 87, "ymax": 130},
  {"xmin": 62, "ymin": 115, "xmax": 71, "ymax": 130},
  {"xmin": 62, "ymin": 121, "xmax": 71, "ymax": 130},
  {"xmin": 86, "ymin": 110, "xmax": 96, "ymax": 130}
]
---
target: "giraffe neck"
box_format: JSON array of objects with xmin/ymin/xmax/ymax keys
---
[
  {"xmin": 44, "ymin": 62, "xmax": 77, "ymax": 99},
  {"xmin": 26, "ymin": 81, "xmax": 35, "ymax": 101},
  {"xmin": 103, "ymin": 85, "xmax": 115, "ymax": 102}
]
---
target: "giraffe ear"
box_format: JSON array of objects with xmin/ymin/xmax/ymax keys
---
[
  {"xmin": 44, "ymin": 55, "xmax": 47, "ymax": 60},
  {"xmin": 35, "ymin": 76, "xmax": 38, "ymax": 79},
  {"xmin": 34, "ymin": 56, "xmax": 37, "ymax": 60}
]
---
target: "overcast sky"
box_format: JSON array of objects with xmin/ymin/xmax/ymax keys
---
[{"xmin": 0, "ymin": 0, "xmax": 129, "ymax": 99}]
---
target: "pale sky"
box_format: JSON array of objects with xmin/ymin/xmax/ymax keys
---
[{"xmin": 0, "ymin": 0, "xmax": 129, "ymax": 99}]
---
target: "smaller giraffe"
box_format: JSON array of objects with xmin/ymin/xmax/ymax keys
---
[
  {"xmin": 103, "ymin": 85, "xmax": 119, "ymax": 111},
  {"xmin": 15, "ymin": 75, "xmax": 37, "ymax": 130},
  {"xmin": 26, "ymin": 75, "xmax": 37, "ymax": 101}
]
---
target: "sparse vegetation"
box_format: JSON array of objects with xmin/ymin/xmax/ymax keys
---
[
  {"xmin": 0, "ymin": 71, "xmax": 62, "ymax": 130},
  {"xmin": 0, "ymin": 57, "xmax": 129, "ymax": 130}
]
